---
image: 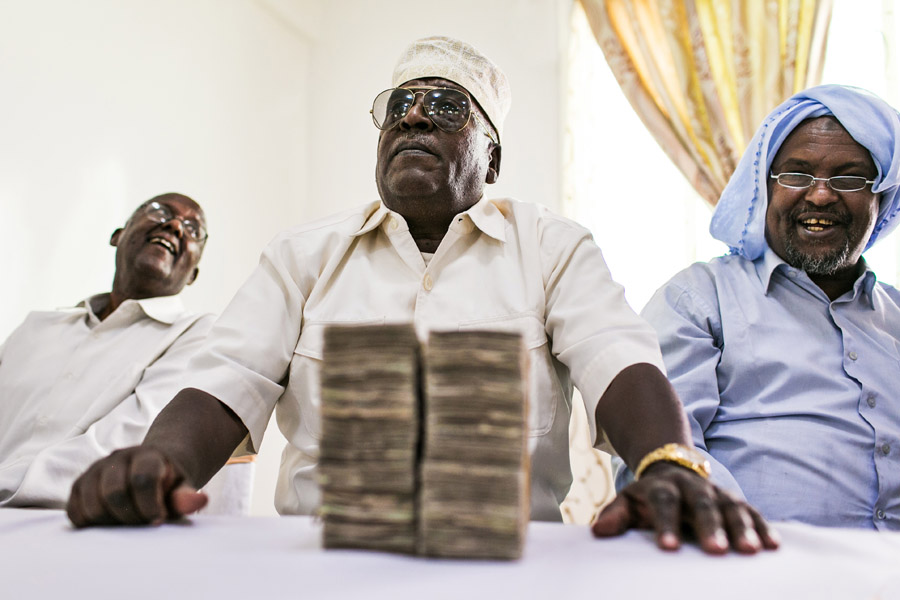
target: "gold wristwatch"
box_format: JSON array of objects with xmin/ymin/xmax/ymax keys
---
[{"xmin": 634, "ymin": 443, "xmax": 711, "ymax": 480}]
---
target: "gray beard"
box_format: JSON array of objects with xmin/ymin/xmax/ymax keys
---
[{"xmin": 782, "ymin": 233, "xmax": 851, "ymax": 276}]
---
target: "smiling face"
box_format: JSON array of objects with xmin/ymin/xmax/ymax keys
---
[
  {"xmin": 110, "ymin": 193, "xmax": 206, "ymax": 300},
  {"xmin": 375, "ymin": 77, "xmax": 500, "ymax": 236},
  {"xmin": 765, "ymin": 117, "xmax": 880, "ymax": 280}
]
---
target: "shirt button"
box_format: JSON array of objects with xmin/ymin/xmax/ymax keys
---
[
  {"xmin": 423, "ymin": 273, "xmax": 433, "ymax": 291},
  {"xmin": 867, "ymin": 395, "xmax": 876, "ymax": 408},
  {"xmin": 848, "ymin": 351, "xmax": 858, "ymax": 361},
  {"xmin": 389, "ymin": 218, "xmax": 398, "ymax": 231},
  {"xmin": 876, "ymin": 509, "xmax": 886, "ymax": 520},
  {"xmin": 881, "ymin": 443, "xmax": 891, "ymax": 456}
]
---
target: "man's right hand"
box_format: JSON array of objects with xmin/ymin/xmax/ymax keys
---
[{"xmin": 66, "ymin": 446, "xmax": 208, "ymax": 528}]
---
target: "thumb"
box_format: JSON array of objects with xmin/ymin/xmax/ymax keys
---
[
  {"xmin": 591, "ymin": 495, "xmax": 632, "ymax": 538},
  {"xmin": 168, "ymin": 484, "xmax": 208, "ymax": 518}
]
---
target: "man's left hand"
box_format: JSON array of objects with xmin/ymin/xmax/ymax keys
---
[{"xmin": 590, "ymin": 462, "xmax": 780, "ymax": 554}]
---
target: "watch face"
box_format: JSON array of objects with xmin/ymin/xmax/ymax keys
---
[{"xmin": 680, "ymin": 447, "xmax": 712, "ymax": 476}]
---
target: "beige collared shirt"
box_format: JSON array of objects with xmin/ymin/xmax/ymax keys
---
[
  {"xmin": 188, "ymin": 198, "xmax": 663, "ymax": 520},
  {"xmin": 0, "ymin": 293, "xmax": 213, "ymax": 508}
]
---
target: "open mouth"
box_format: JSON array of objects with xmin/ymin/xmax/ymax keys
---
[
  {"xmin": 799, "ymin": 217, "xmax": 838, "ymax": 233},
  {"xmin": 148, "ymin": 236, "xmax": 177, "ymax": 255}
]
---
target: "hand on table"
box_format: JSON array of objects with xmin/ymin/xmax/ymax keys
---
[
  {"xmin": 67, "ymin": 446, "xmax": 208, "ymax": 528},
  {"xmin": 591, "ymin": 462, "xmax": 780, "ymax": 554}
]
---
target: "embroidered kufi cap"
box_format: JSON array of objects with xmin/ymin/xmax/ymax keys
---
[{"xmin": 391, "ymin": 36, "xmax": 511, "ymax": 142}]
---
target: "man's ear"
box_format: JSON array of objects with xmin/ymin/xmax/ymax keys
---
[
  {"xmin": 187, "ymin": 267, "xmax": 199, "ymax": 286},
  {"xmin": 110, "ymin": 228, "xmax": 123, "ymax": 247},
  {"xmin": 485, "ymin": 144, "xmax": 502, "ymax": 184}
]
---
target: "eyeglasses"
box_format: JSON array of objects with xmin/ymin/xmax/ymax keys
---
[
  {"xmin": 142, "ymin": 201, "xmax": 207, "ymax": 241},
  {"xmin": 770, "ymin": 172, "xmax": 876, "ymax": 193},
  {"xmin": 371, "ymin": 87, "xmax": 497, "ymax": 144}
]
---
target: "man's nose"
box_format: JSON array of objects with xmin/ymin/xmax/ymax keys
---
[
  {"xmin": 161, "ymin": 216, "xmax": 185, "ymax": 238},
  {"xmin": 399, "ymin": 95, "xmax": 433, "ymax": 131},
  {"xmin": 805, "ymin": 179, "xmax": 839, "ymax": 205}
]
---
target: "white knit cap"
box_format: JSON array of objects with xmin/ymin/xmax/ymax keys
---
[{"xmin": 391, "ymin": 36, "xmax": 511, "ymax": 142}]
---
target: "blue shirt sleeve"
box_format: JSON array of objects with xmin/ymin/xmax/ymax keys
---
[{"xmin": 638, "ymin": 265, "xmax": 747, "ymax": 499}]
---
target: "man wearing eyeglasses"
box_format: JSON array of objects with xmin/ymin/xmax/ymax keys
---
[
  {"xmin": 0, "ymin": 193, "xmax": 214, "ymax": 509},
  {"xmin": 636, "ymin": 85, "xmax": 900, "ymax": 530},
  {"xmin": 65, "ymin": 37, "xmax": 776, "ymax": 553}
]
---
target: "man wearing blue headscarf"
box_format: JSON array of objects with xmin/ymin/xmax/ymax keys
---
[{"xmin": 638, "ymin": 85, "xmax": 900, "ymax": 530}]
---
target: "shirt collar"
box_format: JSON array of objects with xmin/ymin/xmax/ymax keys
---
[
  {"xmin": 462, "ymin": 197, "xmax": 507, "ymax": 243},
  {"xmin": 353, "ymin": 201, "xmax": 392, "ymax": 237},
  {"xmin": 79, "ymin": 292, "xmax": 187, "ymax": 325},
  {"xmin": 353, "ymin": 198, "xmax": 507, "ymax": 243},
  {"xmin": 852, "ymin": 261, "xmax": 878, "ymax": 309},
  {"xmin": 754, "ymin": 247, "xmax": 788, "ymax": 293},
  {"xmin": 753, "ymin": 247, "xmax": 877, "ymax": 308}
]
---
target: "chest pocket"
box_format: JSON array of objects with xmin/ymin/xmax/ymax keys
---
[{"xmin": 458, "ymin": 313, "xmax": 557, "ymax": 437}]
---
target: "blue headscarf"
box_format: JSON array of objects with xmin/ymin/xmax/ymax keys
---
[{"xmin": 709, "ymin": 84, "xmax": 900, "ymax": 260}]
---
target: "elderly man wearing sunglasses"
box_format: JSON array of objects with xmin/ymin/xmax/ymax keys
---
[
  {"xmin": 66, "ymin": 37, "xmax": 776, "ymax": 554},
  {"xmin": 0, "ymin": 193, "xmax": 214, "ymax": 509}
]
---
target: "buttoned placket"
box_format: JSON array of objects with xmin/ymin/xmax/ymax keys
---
[
  {"xmin": 39, "ymin": 302, "xmax": 145, "ymax": 432},
  {"xmin": 830, "ymin": 291, "xmax": 897, "ymax": 530}
]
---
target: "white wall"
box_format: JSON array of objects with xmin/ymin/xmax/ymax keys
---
[{"xmin": 1, "ymin": 0, "xmax": 570, "ymax": 516}]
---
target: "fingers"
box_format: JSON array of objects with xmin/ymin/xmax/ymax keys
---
[
  {"xmin": 590, "ymin": 495, "xmax": 632, "ymax": 538},
  {"xmin": 130, "ymin": 450, "xmax": 179, "ymax": 524},
  {"xmin": 596, "ymin": 464, "xmax": 779, "ymax": 555},
  {"xmin": 98, "ymin": 458, "xmax": 148, "ymax": 525},
  {"xmin": 746, "ymin": 501, "xmax": 781, "ymax": 550},
  {"xmin": 643, "ymin": 480, "xmax": 685, "ymax": 551},
  {"xmin": 66, "ymin": 447, "xmax": 184, "ymax": 528},
  {"xmin": 169, "ymin": 485, "xmax": 209, "ymax": 517},
  {"xmin": 681, "ymin": 485, "xmax": 728, "ymax": 555},
  {"xmin": 68, "ymin": 453, "xmax": 127, "ymax": 528}
]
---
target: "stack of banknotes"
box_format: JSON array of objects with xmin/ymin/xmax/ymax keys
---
[
  {"xmin": 318, "ymin": 324, "xmax": 529, "ymax": 560},
  {"xmin": 318, "ymin": 324, "xmax": 420, "ymax": 554},
  {"xmin": 419, "ymin": 330, "xmax": 529, "ymax": 559}
]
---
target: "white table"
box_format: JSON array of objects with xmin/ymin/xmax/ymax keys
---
[{"xmin": 2, "ymin": 508, "xmax": 898, "ymax": 600}]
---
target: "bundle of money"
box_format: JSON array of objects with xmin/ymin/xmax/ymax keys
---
[
  {"xmin": 318, "ymin": 324, "xmax": 420, "ymax": 554},
  {"xmin": 318, "ymin": 325, "xmax": 529, "ymax": 560},
  {"xmin": 419, "ymin": 330, "xmax": 529, "ymax": 560}
]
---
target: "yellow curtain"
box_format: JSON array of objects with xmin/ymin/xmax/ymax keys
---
[{"xmin": 579, "ymin": 0, "xmax": 833, "ymax": 205}]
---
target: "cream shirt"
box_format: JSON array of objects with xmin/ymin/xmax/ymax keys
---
[
  {"xmin": 0, "ymin": 294, "xmax": 213, "ymax": 508},
  {"xmin": 187, "ymin": 198, "xmax": 664, "ymax": 521}
]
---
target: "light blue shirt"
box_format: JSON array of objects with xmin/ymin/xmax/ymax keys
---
[{"xmin": 639, "ymin": 248, "xmax": 900, "ymax": 530}]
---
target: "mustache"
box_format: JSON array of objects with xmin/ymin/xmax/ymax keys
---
[
  {"xmin": 790, "ymin": 203, "xmax": 852, "ymax": 224},
  {"xmin": 390, "ymin": 133, "xmax": 436, "ymax": 153}
]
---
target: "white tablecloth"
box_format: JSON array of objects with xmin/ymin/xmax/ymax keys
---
[{"xmin": 2, "ymin": 508, "xmax": 898, "ymax": 600}]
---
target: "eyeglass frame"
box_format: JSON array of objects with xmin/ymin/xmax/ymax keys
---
[
  {"xmin": 769, "ymin": 172, "xmax": 876, "ymax": 193},
  {"xmin": 370, "ymin": 86, "xmax": 498, "ymax": 144},
  {"xmin": 140, "ymin": 201, "xmax": 208, "ymax": 242}
]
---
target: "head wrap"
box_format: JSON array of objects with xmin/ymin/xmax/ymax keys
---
[
  {"xmin": 709, "ymin": 84, "xmax": 900, "ymax": 259},
  {"xmin": 392, "ymin": 36, "xmax": 511, "ymax": 142}
]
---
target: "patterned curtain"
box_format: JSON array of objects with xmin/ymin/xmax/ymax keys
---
[{"xmin": 579, "ymin": 0, "xmax": 833, "ymax": 205}]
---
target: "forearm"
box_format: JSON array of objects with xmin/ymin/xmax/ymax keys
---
[
  {"xmin": 594, "ymin": 363, "xmax": 691, "ymax": 470},
  {"xmin": 142, "ymin": 387, "xmax": 248, "ymax": 489}
]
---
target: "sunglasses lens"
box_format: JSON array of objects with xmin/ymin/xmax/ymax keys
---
[
  {"xmin": 423, "ymin": 89, "xmax": 470, "ymax": 131},
  {"xmin": 372, "ymin": 88, "xmax": 472, "ymax": 132},
  {"xmin": 372, "ymin": 89, "xmax": 415, "ymax": 130}
]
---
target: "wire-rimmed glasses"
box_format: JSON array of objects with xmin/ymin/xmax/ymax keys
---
[
  {"xmin": 770, "ymin": 172, "xmax": 876, "ymax": 193},
  {"xmin": 141, "ymin": 201, "xmax": 207, "ymax": 242}
]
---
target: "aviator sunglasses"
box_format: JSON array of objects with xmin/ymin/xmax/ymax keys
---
[{"xmin": 371, "ymin": 86, "xmax": 497, "ymax": 143}]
